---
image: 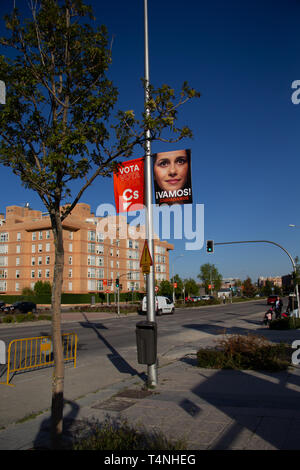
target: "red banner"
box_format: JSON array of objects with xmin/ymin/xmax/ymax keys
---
[{"xmin": 113, "ymin": 158, "xmax": 144, "ymax": 213}]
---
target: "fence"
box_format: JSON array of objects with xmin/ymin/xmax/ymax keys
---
[{"xmin": 0, "ymin": 333, "xmax": 77, "ymax": 386}]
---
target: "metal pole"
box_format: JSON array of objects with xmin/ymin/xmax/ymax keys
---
[
  {"xmin": 144, "ymin": 0, "xmax": 157, "ymax": 386},
  {"xmin": 215, "ymin": 240, "xmax": 300, "ymax": 318}
]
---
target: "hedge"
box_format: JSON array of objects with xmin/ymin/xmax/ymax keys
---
[{"xmin": 0, "ymin": 291, "xmax": 145, "ymax": 305}]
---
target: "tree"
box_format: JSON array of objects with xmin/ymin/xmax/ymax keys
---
[
  {"xmin": 158, "ymin": 280, "xmax": 173, "ymax": 298},
  {"xmin": 242, "ymin": 277, "xmax": 256, "ymax": 297},
  {"xmin": 183, "ymin": 278, "xmax": 199, "ymax": 297},
  {"xmin": 34, "ymin": 280, "xmax": 52, "ymax": 295},
  {"xmin": 171, "ymin": 273, "xmax": 183, "ymax": 300},
  {"xmin": 0, "ymin": 0, "xmax": 199, "ymax": 448},
  {"xmin": 197, "ymin": 263, "xmax": 222, "ymax": 293}
]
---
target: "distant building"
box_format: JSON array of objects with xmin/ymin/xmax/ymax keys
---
[
  {"xmin": 0, "ymin": 203, "xmax": 173, "ymax": 295},
  {"xmin": 258, "ymin": 276, "xmax": 282, "ymax": 288}
]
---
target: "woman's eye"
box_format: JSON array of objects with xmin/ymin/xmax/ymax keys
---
[
  {"xmin": 176, "ymin": 158, "xmax": 187, "ymax": 165},
  {"xmin": 157, "ymin": 160, "xmax": 169, "ymax": 167}
]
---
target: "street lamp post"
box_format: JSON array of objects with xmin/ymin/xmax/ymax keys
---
[{"xmin": 144, "ymin": 0, "xmax": 156, "ymax": 387}]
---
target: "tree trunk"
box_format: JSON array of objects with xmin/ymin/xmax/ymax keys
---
[{"xmin": 50, "ymin": 209, "xmax": 65, "ymax": 449}]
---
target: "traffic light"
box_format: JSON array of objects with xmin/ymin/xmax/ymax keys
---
[
  {"xmin": 206, "ymin": 240, "xmax": 214, "ymax": 253},
  {"xmin": 115, "ymin": 278, "xmax": 120, "ymax": 288}
]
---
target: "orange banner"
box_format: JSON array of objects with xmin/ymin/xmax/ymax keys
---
[{"xmin": 113, "ymin": 158, "xmax": 145, "ymax": 213}]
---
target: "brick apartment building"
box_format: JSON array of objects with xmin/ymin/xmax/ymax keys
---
[{"xmin": 0, "ymin": 203, "xmax": 173, "ymax": 295}]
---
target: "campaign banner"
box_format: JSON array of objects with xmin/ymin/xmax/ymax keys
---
[
  {"xmin": 153, "ymin": 149, "xmax": 192, "ymax": 205},
  {"xmin": 113, "ymin": 158, "xmax": 144, "ymax": 213}
]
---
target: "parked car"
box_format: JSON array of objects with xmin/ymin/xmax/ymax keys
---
[
  {"xmin": 0, "ymin": 302, "xmax": 6, "ymax": 311},
  {"xmin": 140, "ymin": 296, "xmax": 175, "ymax": 315},
  {"xmin": 3, "ymin": 301, "xmax": 37, "ymax": 314},
  {"xmin": 201, "ymin": 295, "xmax": 214, "ymax": 300},
  {"xmin": 267, "ymin": 295, "xmax": 278, "ymax": 305},
  {"xmin": 190, "ymin": 296, "xmax": 201, "ymax": 302}
]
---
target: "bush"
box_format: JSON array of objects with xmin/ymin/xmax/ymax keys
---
[
  {"xmin": 197, "ymin": 334, "xmax": 290, "ymax": 372},
  {"xmin": 72, "ymin": 417, "xmax": 187, "ymax": 451},
  {"xmin": 269, "ymin": 317, "xmax": 300, "ymax": 330}
]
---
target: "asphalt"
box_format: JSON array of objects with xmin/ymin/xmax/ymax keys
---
[{"xmin": 1, "ymin": 307, "xmax": 300, "ymax": 451}]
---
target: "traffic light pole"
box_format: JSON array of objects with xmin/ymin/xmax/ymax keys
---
[
  {"xmin": 214, "ymin": 240, "xmax": 300, "ymax": 317},
  {"xmin": 144, "ymin": 0, "xmax": 157, "ymax": 387}
]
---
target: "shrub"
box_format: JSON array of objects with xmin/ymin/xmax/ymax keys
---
[
  {"xmin": 72, "ymin": 417, "xmax": 187, "ymax": 451},
  {"xmin": 269, "ymin": 317, "xmax": 300, "ymax": 330},
  {"xmin": 197, "ymin": 334, "xmax": 290, "ymax": 372},
  {"xmin": 2, "ymin": 315, "xmax": 14, "ymax": 323}
]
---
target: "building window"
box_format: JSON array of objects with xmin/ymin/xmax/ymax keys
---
[
  {"xmin": 15, "ymin": 282, "xmax": 20, "ymax": 292},
  {"xmin": 88, "ymin": 231, "xmax": 96, "ymax": 241},
  {"xmin": 17, "ymin": 232, "xmax": 21, "ymax": 241},
  {"xmin": 38, "ymin": 231, "xmax": 43, "ymax": 240},
  {"xmin": 46, "ymin": 230, "xmax": 50, "ymax": 239},
  {"xmin": 68, "ymin": 256, "xmax": 72, "ymax": 265},
  {"xmin": 38, "ymin": 256, "xmax": 42, "ymax": 265},
  {"xmin": 16, "ymin": 245, "xmax": 21, "ymax": 254},
  {"xmin": 68, "ymin": 282, "xmax": 72, "ymax": 291},
  {"xmin": 88, "ymin": 268, "xmax": 95, "ymax": 279},
  {"xmin": 45, "ymin": 269, "xmax": 50, "ymax": 278},
  {"xmin": 16, "ymin": 257, "xmax": 20, "ymax": 266},
  {"xmin": 0, "ymin": 269, "xmax": 7, "ymax": 279},
  {"xmin": 38, "ymin": 270, "xmax": 42, "ymax": 278},
  {"xmin": 69, "ymin": 243, "xmax": 73, "ymax": 252},
  {"xmin": 16, "ymin": 270, "xmax": 20, "ymax": 279},
  {"xmin": 31, "ymin": 257, "xmax": 35, "ymax": 266},
  {"xmin": 46, "ymin": 256, "xmax": 50, "ymax": 265},
  {"xmin": 0, "ymin": 233, "xmax": 8, "ymax": 242},
  {"xmin": 68, "ymin": 269, "xmax": 72, "ymax": 278},
  {"xmin": 88, "ymin": 243, "xmax": 95, "ymax": 254},
  {"xmin": 69, "ymin": 231, "xmax": 73, "ymax": 240},
  {"xmin": 0, "ymin": 257, "xmax": 8, "ymax": 266},
  {"xmin": 46, "ymin": 243, "xmax": 50, "ymax": 252},
  {"xmin": 88, "ymin": 256, "xmax": 96, "ymax": 266},
  {"xmin": 32, "ymin": 245, "xmax": 36, "ymax": 253},
  {"xmin": 0, "ymin": 281, "xmax": 7, "ymax": 292},
  {"xmin": 31, "ymin": 270, "xmax": 35, "ymax": 278},
  {"xmin": 32, "ymin": 232, "xmax": 36, "ymax": 241},
  {"xmin": 96, "ymin": 244, "xmax": 104, "ymax": 254},
  {"xmin": 0, "ymin": 245, "xmax": 8, "ymax": 254},
  {"xmin": 38, "ymin": 244, "xmax": 42, "ymax": 253}
]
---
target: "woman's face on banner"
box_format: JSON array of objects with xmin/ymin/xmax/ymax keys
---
[{"xmin": 154, "ymin": 150, "xmax": 189, "ymax": 192}]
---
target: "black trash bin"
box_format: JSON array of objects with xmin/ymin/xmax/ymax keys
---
[{"xmin": 136, "ymin": 321, "xmax": 157, "ymax": 365}]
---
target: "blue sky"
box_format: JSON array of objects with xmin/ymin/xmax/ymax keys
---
[{"xmin": 1, "ymin": 0, "xmax": 300, "ymax": 283}]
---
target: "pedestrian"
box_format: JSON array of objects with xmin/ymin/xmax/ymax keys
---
[{"xmin": 274, "ymin": 296, "xmax": 283, "ymax": 319}]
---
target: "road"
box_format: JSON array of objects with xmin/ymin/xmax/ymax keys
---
[{"xmin": 0, "ymin": 299, "xmax": 282, "ymax": 428}]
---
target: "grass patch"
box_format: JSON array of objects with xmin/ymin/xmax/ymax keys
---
[
  {"xmin": 72, "ymin": 417, "xmax": 187, "ymax": 451},
  {"xmin": 197, "ymin": 333, "xmax": 291, "ymax": 372}
]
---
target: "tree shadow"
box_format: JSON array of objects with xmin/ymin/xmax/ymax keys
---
[{"xmin": 32, "ymin": 397, "xmax": 92, "ymax": 449}]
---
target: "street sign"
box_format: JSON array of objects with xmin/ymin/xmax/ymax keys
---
[{"xmin": 140, "ymin": 240, "xmax": 153, "ymax": 274}]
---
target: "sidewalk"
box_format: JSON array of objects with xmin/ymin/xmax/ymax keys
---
[{"xmin": 0, "ymin": 311, "xmax": 300, "ymax": 450}]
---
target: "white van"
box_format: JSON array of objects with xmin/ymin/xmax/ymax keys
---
[{"xmin": 141, "ymin": 296, "xmax": 175, "ymax": 316}]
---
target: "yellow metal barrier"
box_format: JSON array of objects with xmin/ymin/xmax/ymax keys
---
[{"xmin": 0, "ymin": 333, "xmax": 77, "ymax": 386}]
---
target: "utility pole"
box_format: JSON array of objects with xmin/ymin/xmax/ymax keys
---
[{"xmin": 144, "ymin": 0, "xmax": 157, "ymax": 387}]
